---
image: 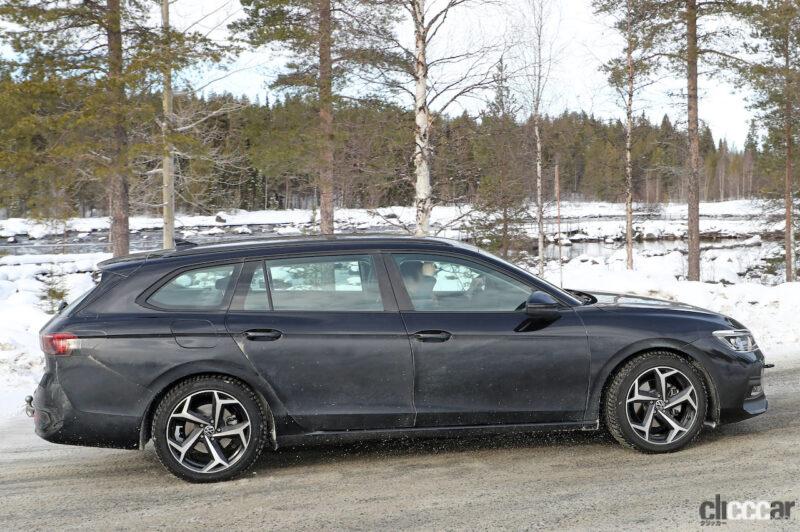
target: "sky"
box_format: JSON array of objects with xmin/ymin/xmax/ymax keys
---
[{"xmin": 173, "ymin": 0, "xmax": 753, "ymax": 147}]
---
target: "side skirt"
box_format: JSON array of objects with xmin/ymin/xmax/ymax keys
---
[{"xmin": 276, "ymin": 420, "xmax": 600, "ymax": 448}]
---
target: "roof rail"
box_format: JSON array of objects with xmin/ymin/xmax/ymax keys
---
[{"xmin": 173, "ymin": 238, "xmax": 198, "ymax": 250}]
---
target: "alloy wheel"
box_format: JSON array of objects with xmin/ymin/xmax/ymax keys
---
[
  {"xmin": 166, "ymin": 390, "xmax": 252, "ymax": 474},
  {"xmin": 625, "ymin": 366, "xmax": 699, "ymax": 445}
]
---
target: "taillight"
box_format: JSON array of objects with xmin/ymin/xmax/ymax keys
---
[{"xmin": 40, "ymin": 333, "xmax": 79, "ymax": 356}]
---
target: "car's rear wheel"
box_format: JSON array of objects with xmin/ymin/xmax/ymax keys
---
[
  {"xmin": 152, "ymin": 376, "xmax": 268, "ymax": 482},
  {"xmin": 604, "ymin": 352, "xmax": 707, "ymax": 453}
]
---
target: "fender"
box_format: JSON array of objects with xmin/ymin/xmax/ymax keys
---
[
  {"xmin": 584, "ymin": 337, "xmax": 720, "ymax": 423},
  {"xmin": 136, "ymin": 358, "xmax": 292, "ymax": 449}
]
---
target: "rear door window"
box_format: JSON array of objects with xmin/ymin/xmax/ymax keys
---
[
  {"xmin": 265, "ymin": 255, "xmax": 383, "ymax": 311},
  {"xmin": 148, "ymin": 264, "xmax": 239, "ymax": 310}
]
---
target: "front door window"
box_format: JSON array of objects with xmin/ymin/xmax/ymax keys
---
[{"xmin": 391, "ymin": 253, "xmax": 531, "ymax": 311}]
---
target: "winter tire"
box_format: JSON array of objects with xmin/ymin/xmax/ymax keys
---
[
  {"xmin": 152, "ymin": 375, "xmax": 268, "ymax": 482},
  {"xmin": 604, "ymin": 352, "xmax": 707, "ymax": 453}
]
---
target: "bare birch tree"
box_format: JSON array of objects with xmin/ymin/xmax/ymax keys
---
[
  {"xmin": 155, "ymin": 0, "xmax": 238, "ymax": 246},
  {"xmin": 359, "ymin": 0, "xmax": 502, "ymax": 235},
  {"xmin": 161, "ymin": 0, "xmax": 176, "ymax": 248},
  {"xmin": 594, "ymin": 0, "xmax": 657, "ymax": 270},
  {"xmin": 512, "ymin": 0, "xmax": 557, "ymax": 275}
]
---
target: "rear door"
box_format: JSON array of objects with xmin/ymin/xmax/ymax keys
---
[{"xmin": 225, "ymin": 253, "xmax": 414, "ymax": 431}]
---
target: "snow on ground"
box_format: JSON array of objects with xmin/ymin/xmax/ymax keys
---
[
  {"xmin": 0, "ymin": 254, "xmax": 104, "ymax": 417},
  {"xmin": 541, "ymin": 250, "xmax": 799, "ymax": 364},
  {"xmin": 0, "ymin": 199, "xmax": 783, "ymax": 243}
]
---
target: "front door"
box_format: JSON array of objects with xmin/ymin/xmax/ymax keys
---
[
  {"xmin": 226, "ymin": 254, "xmax": 414, "ymax": 431},
  {"xmin": 387, "ymin": 252, "xmax": 590, "ymax": 427}
]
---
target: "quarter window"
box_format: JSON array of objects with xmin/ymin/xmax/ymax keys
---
[
  {"xmin": 266, "ymin": 255, "xmax": 382, "ymax": 311},
  {"xmin": 391, "ymin": 253, "xmax": 531, "ymax": 312},
  {"xmin": 148, "ymin": 264, "xmax": 238, "ymax": 310}
]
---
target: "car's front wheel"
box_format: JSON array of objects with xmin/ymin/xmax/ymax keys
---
[
  {"xmin": 152, "ymin": 376, "xmax": 268, "ymax": 482},
  {"xmin": 604, "ymin": 352, "xmax": 707, "ymax": 453}
]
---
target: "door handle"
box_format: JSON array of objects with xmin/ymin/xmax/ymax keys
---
[
  {"xmin": 413, "ymin": 330, "xmax": 452, "ymax": 342},
  {"xmin": 244, "ymin": 329, "xmax": 283, "ymax": 341}
]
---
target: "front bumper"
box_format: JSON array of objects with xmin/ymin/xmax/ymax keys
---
[
  {"xmin": 690, "ymin": 337, "xmax": 769, "ymax": 425},
  {"xmin": 718, "ymin": 364, "xmax": 768, "ymax": 423},
  {"xmin": 32, "ymin": 371, "xmax": 141, "ymax": 450}
]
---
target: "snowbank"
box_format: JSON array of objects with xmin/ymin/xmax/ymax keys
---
[
  {"xmin": 0, "ymin": 199, "xmax": 780, "ymax": 242},
  {"xmin": 543, "ymin": 259, "xmax": 799, "ymax": 363},
  {"xmin": 0, "ymin": 254, "xmax": 104, "ymax": 417}
]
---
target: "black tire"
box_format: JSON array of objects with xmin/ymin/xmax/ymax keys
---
[
  {"xmin": 152, "ymin": 375, "xmax": 269, "ymax": 482},
  {"xmin": 603, "ymin": 352, "xmax": 708, "ymax": 453}
]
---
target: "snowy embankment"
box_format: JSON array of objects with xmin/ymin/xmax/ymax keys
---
[
  {"xmin": 541, "ymin": 250, "xmax": 799, "ymax": 363},
  {"xmin": 0, "ymin": 253, "xmax": 105, "ymax": 416},
  {"xmin": 0, "ymin": 199, "xmax": 785, "ymax": 243}
]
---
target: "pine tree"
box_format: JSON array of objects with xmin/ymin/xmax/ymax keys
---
[
  {"xmin": 232, "ymin": 0, "xmax": 399, "ymax": 234},
  {"xmin": 644, "ymin": 0, "xmax": 741, "ymax": 280},
  {"xmin": 471, "ymin": 61, "xmax": 528, "ymax": 258},
  {"xmin": 0, "ymin": 1, "xmax": 160, "ymax": 256},
  {"xmin": 738, "ymin": 0, "xmax": 800, "ymax": 281}
]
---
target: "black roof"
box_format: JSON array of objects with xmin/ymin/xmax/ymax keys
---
[
  {"xmin": 174, "ymin": 234, "xmax": 459, "ymax": 255},
  {"xmin": 99, "ymin": 234, "xmax": 469, "ymax": 272}
]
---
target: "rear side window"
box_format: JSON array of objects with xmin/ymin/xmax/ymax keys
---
[
  {"xmin": 148, "ymin": 264, "xmax": 238, "ymax": 310},
  {"xmin": 266, "ymin": 255, "xmax": 382, "ymax": 311}
]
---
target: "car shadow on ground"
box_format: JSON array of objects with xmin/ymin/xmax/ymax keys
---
[
  {"xmin": 132, "ymin": 411, "xmax": 786, "ymax": 483},
  {"xmin": 249, "ymin": 428, "xmax": 615, "ymax": 473},
  {"xmin": 135, "ymin": 387, "xmax": 795, "ymax": 482},
  {"xmin": 249, "ymin": 404, "xmax": 794, "ymax": 474}
]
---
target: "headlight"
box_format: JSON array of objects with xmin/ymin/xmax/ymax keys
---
[{"xmin": 713, "ymin": 330, "xmax": 757, "ymax": 352}]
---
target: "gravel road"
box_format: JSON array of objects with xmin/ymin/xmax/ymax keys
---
[{"xmin": 2, "ymin": 359, "xmax": 798, "ymax": 531}]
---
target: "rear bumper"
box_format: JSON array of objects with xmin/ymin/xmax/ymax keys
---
[{"xmin": 32, "ymin": 372, "xmax": 140, "ymax": 450}]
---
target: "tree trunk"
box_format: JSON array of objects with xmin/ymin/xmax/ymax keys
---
[
  {"xmin": 501, "ymin": 207, "xmax": 509, "ymax": 258},
  {"xmin": 107, "ymin": 0, "xmax": 129, "ymax": 258},
  {"xmin": 717, "ymin": 146, "xmax": 726, "ymax": 201},
  {"xmin": 264, "ymin": 175, "xmax": 269, "ymax": 211},
  {"xmin": 625, "ymin": 0, "xmax": 634, "ymax": 270},
  {"xmin": 412, "ymin": 0, "xmax": 432, "ymax": 236},
  {"xmin": 318, "ymin": 0, "xmax": 335, "ymax": 234},
  {"xmin": 785, "ymin": 87, "xmax": 795, "ymax": 282},
  {"xmin": 685, "ymin": 0, "xmax": 701, "ymax": 281},
  {"xmin": 555, "ymin": 157, "xmax": 563, "ymax": 288},
  {"xmin": 161, "ymin": 0, "xmax": 175, "ymax": 249},
  {"xmin": 534, "ymin": 114, "xmax": 544, "ymax": 276}
]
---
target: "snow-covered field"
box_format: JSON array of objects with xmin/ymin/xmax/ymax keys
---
[
  {"xmin": 0, "ymin": 199, "xmax": 786, "ymax": 244},
  {"xmin": 0, "ymin": 200, "xmax": 797, "ymax": 417}
]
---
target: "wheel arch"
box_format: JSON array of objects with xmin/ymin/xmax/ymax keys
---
[
  {"xmin": 138, "ymin": 363, "xmax": 280, "ymax": 450},
  {"xmin": 588, "ymin": 340, "xmax": 721, "ymax": 425}
]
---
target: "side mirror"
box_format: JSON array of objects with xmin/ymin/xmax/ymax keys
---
[
  {"xmin": 526, "ymin": 291, "xmax": 559, "ymax": 316},
  {"xmin": 57, "ymin": 300, "xmax": 69, "ymax": 313}
]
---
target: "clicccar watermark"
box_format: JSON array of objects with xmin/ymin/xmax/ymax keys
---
[{"xmin": 700, "ymin": 495, "xmax": 796, "ymax": 525}]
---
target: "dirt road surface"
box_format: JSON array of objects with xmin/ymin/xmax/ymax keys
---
[{"xmin": 2, "ymin": 359, "xmax": 798, "ymax": 531}]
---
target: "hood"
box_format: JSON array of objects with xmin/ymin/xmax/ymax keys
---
[
  {"xmin": 569, "ymin": 289, "xmax": 715, "ymax": 314},
  {"xmin": 567, "ymin": 289, "xmax": 745, "ymax": 331}
]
